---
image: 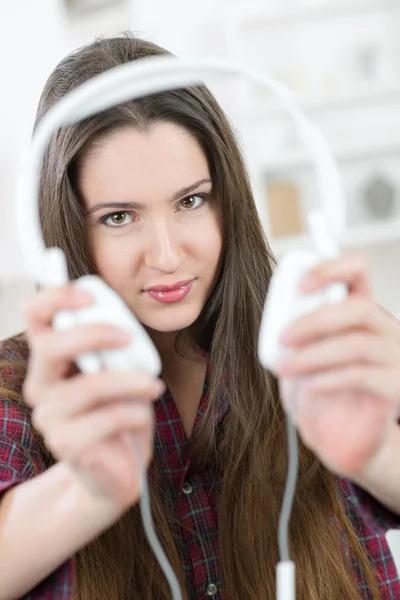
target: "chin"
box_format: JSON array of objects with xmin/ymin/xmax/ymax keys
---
[{"xmin": 140, "ymin": 304, "xmax": 202, "ymax": 334}]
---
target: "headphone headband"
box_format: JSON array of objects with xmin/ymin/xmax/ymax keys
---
[{"xmin": 16, "ymin": 54, "xmax": 346, "ymax": 284}]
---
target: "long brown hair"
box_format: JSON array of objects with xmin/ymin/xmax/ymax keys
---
[{"xmin": 0, "ymin": 34, "xmax": 381, "ymax": 599}]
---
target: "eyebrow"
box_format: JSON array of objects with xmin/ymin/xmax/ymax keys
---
[{"xmin": 87, "ymin": 178, "xmax": 212, "ymax": 215}]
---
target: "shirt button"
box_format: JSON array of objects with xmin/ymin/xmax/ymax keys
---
[
  {"xmin": 207, "ymin": 583, "xmax": 218, "ymax": 596},
  {"xmin": 182, "ymin": 482, "xmax": 193, "ymax": 495}
]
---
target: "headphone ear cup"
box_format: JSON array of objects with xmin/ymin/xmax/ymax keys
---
[
  {"xmin": 51, "ymin": 275, "xmax": 161, "ymax": 376},
  {"xmin": 75, "ymin": 353, "xmax": 104, "ymax": 374},
  {"xmin": 53, "ymin": 309, "xmax": 78, "ymax": 332},
  {"xmin": 258, "ymin": 250, "xmax": 348, "ymax": 374},
  {"xmin": 324, "ymin": 281, "xmax": 347, "ymax": 305},
  {"xmin": 72, "ymin": 276, "xmax": 161, "ymax": 376},
  {"xmin": 52, "ymin": 299, "xmax": 104, "ymax": 374}
]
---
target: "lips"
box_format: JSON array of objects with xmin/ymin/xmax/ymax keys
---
[
  {"xmin": 144, "ymin": 279, "xmax": 194, "ymax": 293},
  {"xmin": 143, "ymin": 279, "xmax": 195, "ymax": 304}
]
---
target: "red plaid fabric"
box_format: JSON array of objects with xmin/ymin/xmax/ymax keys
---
[{"xmin": 0, "ymin": 341, "xmax": 399, "ymax": 599}]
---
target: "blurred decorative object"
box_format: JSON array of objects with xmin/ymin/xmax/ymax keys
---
[
  {"xmin": 265, "ymin": 181, "xmax": 305, "ymax": 238},
  {"xmin": 363, "ymin": 174, "xmax": 397, "ymax": 219},
  {"xmin": 355, "ymin": 43, "xmax": 382, "ymax": 82},
  {"xmin": 64, "ymin": 0, "xmax": 126, "ymax": 16},
  {"xmin": 353, "ymin": 42, "xmax": 397, "ymax": 86}
]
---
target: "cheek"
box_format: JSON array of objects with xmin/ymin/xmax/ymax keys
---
[
  {"xmin": 90, "ymin": 236, "xmax": 136, "ymax": 284},
  {"xmin": 196, "ymin": 216, "xmax": 223, "ymax": 270},
  {"xmin": 207, "ymin": 229, "xmax": 223, "ymax": 264},
  {"xmin": 209, "ymin": 210, "xmax": 223, "ymax": 254}
]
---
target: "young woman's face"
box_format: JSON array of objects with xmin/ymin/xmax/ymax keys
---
[{"xmin": 80, "ymin": 122, "xmax": 223, "ymax": 335}]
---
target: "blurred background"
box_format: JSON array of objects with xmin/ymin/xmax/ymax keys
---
[
  {"xmin": 0, "ymin": 0, "xmax": 399, "ymax": 568},
  {"xmin": 1, "ymin": 0, "xmax": 400, "ymax": 338}
]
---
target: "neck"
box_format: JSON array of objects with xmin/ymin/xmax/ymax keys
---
[
  {"xmin": 147, "ymin": 325, "xmax": 208, "ymax": 439},
  {"xmin": 147, "ymin": 324, "xmax": 203, "ymax": 369}
]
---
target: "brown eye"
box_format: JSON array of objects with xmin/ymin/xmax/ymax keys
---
[
  {"xmin": 101, "ymin": 211, "xmax": 133, "ymax": 228},
  {"xmin": 179, "ymin": 194, "xmax": 206, "ymax": 211},
  {"xmin": 110, "ymin": 213, "xmax": 126, "ymax": 225},
  {"xmin": 181, "ymin": 197, "xmax": 196, "ymax": 209}
]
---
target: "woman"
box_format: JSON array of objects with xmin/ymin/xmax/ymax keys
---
[{"xmin": 0, "ymin": 34, "xmax": 399, "ymax": 600}]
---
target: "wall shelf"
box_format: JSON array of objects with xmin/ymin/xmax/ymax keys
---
[
  {"xmin": 64, "ymin": 0, "xmax": 126, "ymax": 17},
  {"xmin": 271, "ymin": 217, "xmax": 400, "ymax": 257},
  {"xmin": 229, "ymin": 0, "xmax": 398, "ymax": 29},
  {"xmin": 228, "ymin": 83, "xmax": 400, "ymax": 121},
  {"xmin": 259, "ymin": 140, "xmax": 400, "ymax": 173}
]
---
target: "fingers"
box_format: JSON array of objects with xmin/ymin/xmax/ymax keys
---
[
  {"xmin": 44, "ymin": 400, "xmax": 154, "ymax": 462},
  {"xmin": 280, "ymin": 296, "xmax": 395, "ymax": 346},
  {"xmin": 26, "ymin": 323, "xmax": 131, "ymax": 388},
  {"xmin": 276, "ymin": 332, "xmax": 400, "ymax": 377},
  {"xmin": 23, "ymin": 284, "xmax": 134, "ymax": 393},
  {"xmin": 287, "ymin": 384, "xmax": 393, "ymax": 477},
  {"xmin": 305, "ymin": 366, "xmax": 399, "ymax": 408},
  {"xmin": 299, "ymin": 251, "xmax": 373, "ymax": 296},
  {"xmin": 30, "ymin": 370, "xmax": 165, "ymax": 428},
  {"xmin": 23, "ymin": 285, "xmax": 93, "ymax": 336},
  {"xmin": 21, "ymin": 284, "xmax": 163, "ymax": 505}
]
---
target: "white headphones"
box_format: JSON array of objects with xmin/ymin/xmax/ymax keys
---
[{"xmin": 16, "ymin": 54, "xmax": 349, "ymax": 600}]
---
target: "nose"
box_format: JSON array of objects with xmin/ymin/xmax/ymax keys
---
[{"xmin": 143, "ymin": 218, "xmax": 185, "ymax": 274}]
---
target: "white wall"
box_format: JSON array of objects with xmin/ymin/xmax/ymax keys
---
[
  {"xmin": 1, "ymin": 1, "xmax": 399, "ymax": 286},
  {"xmin": 1, "ymin": 1, "xmax": 400, "ymax": 317},
  {"xmin": 0, "ymin": 0, "xmax": 138, "ymax": 280}
]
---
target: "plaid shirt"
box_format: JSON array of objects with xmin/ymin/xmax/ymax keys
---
[{"xmin": 0, "ymin": 342, "xmax": 399, "ymax": 599}]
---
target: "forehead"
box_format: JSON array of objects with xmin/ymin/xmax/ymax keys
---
[{"xmin": 79, "ymin": 122, "xmax": 211, "ymax": 206}]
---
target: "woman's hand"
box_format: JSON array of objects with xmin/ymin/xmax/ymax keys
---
[
  {"xmin": 23, "ymin": 285, "xmax": 165, "ymax": 515},
  {"xmin": 276, "ymin": 252, "xmax": 400, "ymax": 480}
]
